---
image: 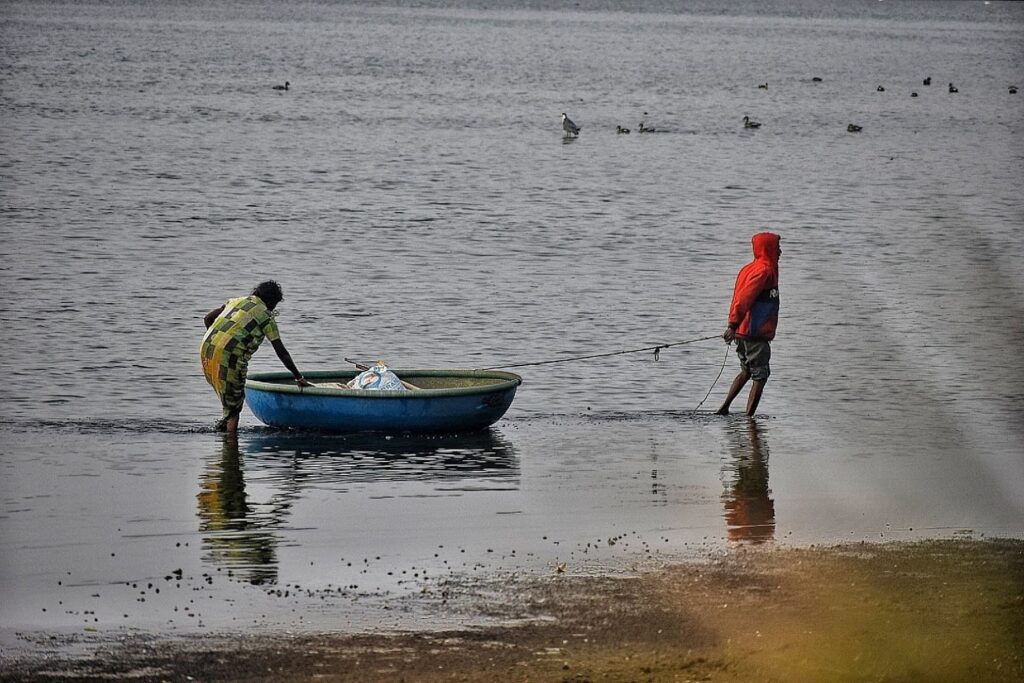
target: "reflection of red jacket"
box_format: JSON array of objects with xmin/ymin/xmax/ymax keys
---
[{"xmin": 728, "ymin": 232, "xmax": 780, "ymax": 340}]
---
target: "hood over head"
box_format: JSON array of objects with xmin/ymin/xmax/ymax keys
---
[{"xmin": 751, "ymin": 231, "xmax": 781, "ymax": 263}]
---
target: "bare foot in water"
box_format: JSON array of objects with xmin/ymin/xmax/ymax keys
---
[{"xmin": 714, "ymin": 407, "xmax": 729, "ymax": 415}]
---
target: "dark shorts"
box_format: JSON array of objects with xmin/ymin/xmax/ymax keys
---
[{"xmin": 735, "ymin": 338, "xmax": 771, "ymax": 381}]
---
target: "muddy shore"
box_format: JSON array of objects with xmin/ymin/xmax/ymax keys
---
[{"xmin": 3, "ymin": 539, "xmax": 1021, "ymax": 682}]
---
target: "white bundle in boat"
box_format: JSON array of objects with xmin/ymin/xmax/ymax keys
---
[{"xmin": 350, "ymin": 362, "xmax": 408, "ymax": 391}]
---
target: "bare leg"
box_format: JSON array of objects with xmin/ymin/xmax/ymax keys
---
[
  {"xmin": 745, "ymin": 379, "xmax": 766, "ymax": 416},
  {"xmin": 225, "ymin": 411, "xmax": 240, "ymax": 433},
  {"xmin": 716, "ymin": 370, "xmax": 750, "ymax": 415}
]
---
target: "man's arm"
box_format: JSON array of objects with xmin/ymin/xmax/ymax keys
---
[
  {"xmin": 727, "ymin": 268, "xmax": 771, "ymax": 330},
  {"xmin": 204, "ymin": 305, "xmax": 225, "ymax": 329},
  {"xmin": 271, "ymin": 339, "xmax": 312, "ymax": 386}
]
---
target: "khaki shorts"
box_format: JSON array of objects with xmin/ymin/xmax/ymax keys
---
[{"xmin": 735, "ymin": 338, "xmax": 771, "ymax": 381}]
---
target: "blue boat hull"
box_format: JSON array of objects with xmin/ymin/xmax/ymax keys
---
[{"xmin": 245, "ymin": 369, "xmax": 521, "ymax": 433}]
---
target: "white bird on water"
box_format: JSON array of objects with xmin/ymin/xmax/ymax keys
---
[{"xmin": 561, "ymin": 113, "xmax": 580, "ymax": 137}]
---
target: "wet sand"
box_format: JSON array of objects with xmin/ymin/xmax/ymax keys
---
[{"xmin": 4, "ymin": 538, "xmax": 1021, "ymax": 682}]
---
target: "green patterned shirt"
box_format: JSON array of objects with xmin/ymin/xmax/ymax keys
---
[{"xmin": 202, "ymin": 295, "xmax": 280, "ymax": 363}]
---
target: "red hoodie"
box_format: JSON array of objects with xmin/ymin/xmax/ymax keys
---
[{"xmin": 728, "ymin": 232, "xmax": 780, "ymax": 340}]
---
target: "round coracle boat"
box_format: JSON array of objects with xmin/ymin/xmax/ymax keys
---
[{"xmin": 245, "ymin": 369, "xmax": 521, "ymax": 433}]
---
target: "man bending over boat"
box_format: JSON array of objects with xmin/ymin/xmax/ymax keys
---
[
  {"xmin": 201, "ymin": 280, "xmax": 311, "ymax": 432},
  {"xmin": 716, "ymin": 232, "xmax": 781, "ymax": 417}
]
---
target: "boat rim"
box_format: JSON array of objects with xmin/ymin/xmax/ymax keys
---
[{"xmin": 246, "ymin": 368, "xmax": 522, "ymax": 399}]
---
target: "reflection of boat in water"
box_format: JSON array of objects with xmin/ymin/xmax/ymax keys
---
[
  {"xmin": 721, "ymin": 420, "xmax": 775, "ymax": 544},
  {"xmin": 245, "ymin": 369, "xmax": 521, "ymax": 433},
  {"xmin": 241, "ymin": 427, "xmax": 519, "ymax": 486},
  {"xmin": 197, "ymin": 429, "xmax": 519, "ymax": 583}
]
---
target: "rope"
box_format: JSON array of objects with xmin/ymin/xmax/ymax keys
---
[
  {"xmin": 692, "ymin": 343, "xmax": 733, "ymax": 414},
  {"xmin": 479, "ymin": 334, "xmax": 720, "ymax": 370}
]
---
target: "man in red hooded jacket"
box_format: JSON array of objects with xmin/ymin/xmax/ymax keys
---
[{"xmin": 716, "ymin": 232, "xmax": 781, "ymax": 416}]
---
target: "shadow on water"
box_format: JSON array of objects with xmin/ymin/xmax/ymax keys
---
[
  {"xmin": 0, "ymin": 417, "xmax": 217, "ymax": 435},
  {"xmin": 196, "ymin": 434, "xmax": 286, "ymax": 585},
  {"xmin": 196, "ymin": 429, "xmax": 519, "ymax": 583},
  {"xmin": 721, "ymin": 419, "xmax": 775, "ymax": 544}
]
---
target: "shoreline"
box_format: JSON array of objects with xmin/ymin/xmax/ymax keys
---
[{"xmin": 3, "ymin": 538, "xmax": 1021, "ymax": 682}]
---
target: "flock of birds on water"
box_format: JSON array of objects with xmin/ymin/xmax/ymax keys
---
[
  {"xmin": 268, "ymin": 78, "xmax": 1016, "ymax": 138},
  {"xmin": 556, "ymin": 76, "xmax": 1019, "ymax": 138}
]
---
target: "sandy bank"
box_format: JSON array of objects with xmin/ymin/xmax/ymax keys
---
[{"xmin": 3, "ymin": 539, "xmax": 1021, "ymax": 682}]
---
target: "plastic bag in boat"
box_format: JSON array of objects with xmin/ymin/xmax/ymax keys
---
[{"xmin": 351, "ymin": 363, "xmax": 408, "ymax": 391}]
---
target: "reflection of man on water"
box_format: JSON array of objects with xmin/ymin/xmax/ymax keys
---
[
  {"xmin": 196, "ymin": 434, "xmax": 281, "ymax": 584},
  {"xmin": 722, "ymin": 420, "xmax": 775, "ymax": 544}
]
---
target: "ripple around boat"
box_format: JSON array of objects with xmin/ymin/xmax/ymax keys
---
[{"xmin": 245, "ymin": 369, "xmax": 522, "ymax": 433}]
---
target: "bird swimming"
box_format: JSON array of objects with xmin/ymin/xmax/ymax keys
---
[
  {"xmin": 812, "ymin": 77, "xmax": 823, "ymax": 82},
  {"xmin": 272, "ymin": 81, "xmax": 290, "ymax": 91},
  {"xmin": 911, "ymin": 92, "xmax": 918, "ymax": 97},
  {"xmin": 923, "ymin": 77, "xmax": 932, "ymax": 86},
  {"xmin": 847, "ymin": 123, "xmax": 862, "ymax": 133},
  {"xmin": 877, "ymin": 85, "xmax": 885, "ymax": 92},
  {"xmin": 561, "ymin": 113, "xmax": 580, "ymax": 137},
  {"xmin": 948, "ymin": 83, "xmax": 958, "ymax": 93},
  {"xmin": 638, "ymin": 112, "xmax": 655, "ymax": 133},
  {"xmin": 1009, "ymin": 86, "xmax": 1018, "ymax": 94},
  {"xmin": 742, "ymin": 115, "xmax": 761, "ymax": 129},
  {"xmin": 758, "ymin": 82, "xmax": 768, "ymax": 89},
  {"xmin": 616, "ymin": 125, "xmax": 631, "ymax": 134}
]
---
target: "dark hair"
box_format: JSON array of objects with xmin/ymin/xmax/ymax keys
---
[{"xmin": 252, "ymin": 280, "xmax": 283, "ymax": 309}]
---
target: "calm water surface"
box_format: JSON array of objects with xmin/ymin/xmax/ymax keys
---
[{"xmin": 1, "ymin": 0, "xmax": 1023, "ymax": 638}]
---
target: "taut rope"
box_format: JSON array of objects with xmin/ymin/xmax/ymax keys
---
[
  {"xmin": 479, "ymin": 334, "xmax": 720, "ymax": 370},
  {"xmin": 480, "ymin": 333, "xmax": 733, "ymax": 414}
]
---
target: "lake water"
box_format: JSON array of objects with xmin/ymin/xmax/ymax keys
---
[{"xmin": 1, "ymin": 0, "xmax": 1023, "ymax": 639}]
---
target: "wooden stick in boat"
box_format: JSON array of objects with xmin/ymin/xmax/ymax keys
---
[{"xmin": 343, "ymin": 358, "xmax": 421, "ymax": 391}]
